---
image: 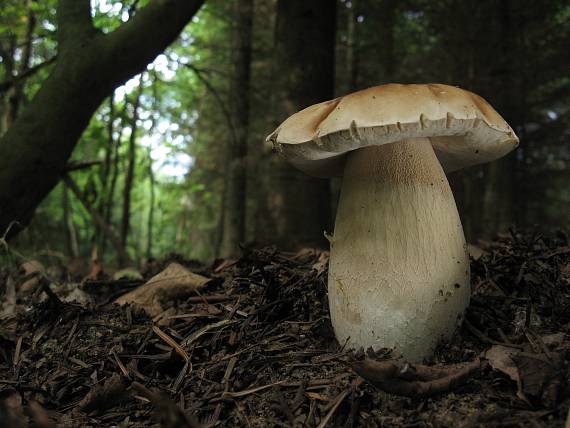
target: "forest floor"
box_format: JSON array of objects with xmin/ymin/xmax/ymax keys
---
[{"xmin": 1, "ymin": 230, "xmax": 570, "ymax": 427}]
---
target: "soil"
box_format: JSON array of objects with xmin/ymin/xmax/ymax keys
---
[{"xmin": 1, "ymin": 229, "xmax": 569, "ymax": 427}]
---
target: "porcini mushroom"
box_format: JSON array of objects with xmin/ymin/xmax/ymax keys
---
[{"xmin": 266, "ymin": 83, "xmax": 518, "ymax": 361}]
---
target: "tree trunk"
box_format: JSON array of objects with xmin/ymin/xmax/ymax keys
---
[
  {"xmin": 257, "ymin": 0, "xmax": 336, "ymax": 250},
  {"xmin": 97, "ymin": 94, "xmax": 116, "ymax": 251},
  {"xmin": 0, "ymin": 37, "xmax": 17, "ymax": 136},
  {"xmin": 0, "ymin": 0, "xmax": 204, "ymax": 239},
  {"xmin": 63, "ymin": 174, "xmax": 130, "ymax": 264},
  {"xmin": 378, "ymin": 0, "xmax": 396, "ymax": 81},
  {"xmin": 62, "ymin": 184, "xmax": 79, "ymax": 258},
  {"xmin": 481, "ymin": 0, "xmax": 518, "ymax": 236},
  {"xmin": 120, "ymin": 80, "xmax": 143, "ymax": 250},
  {"xmin": 220, "ymin": 0, "xmax": 254, "ymax": 257},
  {"xmin": 146, "ymin": 149, "xmax": 155, "ymax": 260},
  {"xmin": 346, "ymin": 0, "xmax": 357, "ymax": 90},
  {"xmin": 103, "ymin": 101, "xmax": 131, "ymax": 253}
]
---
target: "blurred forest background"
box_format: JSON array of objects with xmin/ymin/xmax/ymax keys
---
[{"xmin": 0, "ymin": 0, "xmax": 568, "ymax": 267}]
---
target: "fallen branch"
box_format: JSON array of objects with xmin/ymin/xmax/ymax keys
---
[{"xmin": 352, "ymin": 358, "xmax": 483, "ymax": 398}]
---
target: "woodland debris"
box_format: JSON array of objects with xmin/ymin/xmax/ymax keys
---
[
  {"xmin": 78, "ymin": 373, "xmax": 129, "ymax": 414},
  {"xmin": 114, "ymin": 262, "xmax": 210, "ymax": 316},
  {"xmin": 467, "ymin": 243, "xmax": 488, "ymax": 260},
  {"xmin": 20, "ymin": 260, "xmax": 45, "ymax": 277},
  {"xmin": 27, "ymin": 401, "xmax": 55, "ymax": 428},
  {"xmin": 352, "ymin": 357, "xmax": 483, "ymax": 398},
  {"xmin": 486, "ymin": 345, "xmax": 564, "ymax": 407},
  {"xmin": 1, "ymin": 231, "xmax": 570, "ymax": 426},
  {"xmin": 0, "ymin": 388, "xmax": 25, "ymax": 428},
  {"xmin": 131, "ymin": 382, "xmax": 202, "ymax": 428}
]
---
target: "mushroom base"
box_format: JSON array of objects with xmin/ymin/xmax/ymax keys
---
[{"xmin": 328, "ymin": 138, "xmax": 470, "ymax": 362}]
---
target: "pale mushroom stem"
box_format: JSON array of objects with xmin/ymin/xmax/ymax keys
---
[{"xmin": 328, "ymin": 137, "xmax": 471, "ymax": 362}]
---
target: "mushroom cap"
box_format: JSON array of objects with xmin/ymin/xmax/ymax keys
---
[{"xmin": 266, "ymin": 83, "xmax": 519, "ymax": 176}]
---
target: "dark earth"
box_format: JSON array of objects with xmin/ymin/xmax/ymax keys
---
[{"xmin": 1, "ymin": 229, "xmax": 570, "ymax": 427}]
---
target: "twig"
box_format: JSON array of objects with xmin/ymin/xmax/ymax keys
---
[
  {"xmin": 316, "ymin": 389, "xmax": 349, "ymax": 428},
  {"xmin": 181, "ymin": 319, "xmax": 235, "ymax": 348},
  {"xmin": 219, "ymin": 380, "xmax": 285, "ymax": 399},
  {"xmin": 152, "ymin": 325, "xmax": 189, "ymax": 361},
  {"xmin": 464, "ymin": 320, "xmax": 523, "ymax": 349}
]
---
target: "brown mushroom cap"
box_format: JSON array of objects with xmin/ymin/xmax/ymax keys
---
[{"xmin": 266, "ymin": 83, "xmax": 519, "ymax": 177}]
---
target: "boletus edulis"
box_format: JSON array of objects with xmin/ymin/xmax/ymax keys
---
[{"xmin": 266, "ymin": 83, "xmax": 519, "ymax": 361}]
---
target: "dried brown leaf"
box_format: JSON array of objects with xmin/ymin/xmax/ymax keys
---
[{"xmin": 114, "ymin": 263, "xmax": 210, "ymax": 316}]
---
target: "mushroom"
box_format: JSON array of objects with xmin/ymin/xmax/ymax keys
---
[{"xmin": 266, "ymin": 83, "xmax": 518, "ymax": 361}]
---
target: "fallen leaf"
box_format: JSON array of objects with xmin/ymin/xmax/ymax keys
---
[
  {"xmin": 485, "ymin": 345, "xmax": 520, "ymax": 383},
  {"xmin": 63, "ymin": 287, "xmax": 94, "ymax": 306},
  {"xmin": 485, "ymin": 345, "xmax": 563, "ymax": 407},
  {"xmin": 468, "ymin": 244, "xmax": 488, "ymax": 260},
  {"xmin": 20, "ymin": 260, "xmax": 45, "ymax": 277},
  {"xmin": 514, "ymin": 353, "xmax": 562, "ymax": 406},
  {"xmin": 114, "ymin": 263, "xmax": 210, "ymax": 316},
  {"xmin": 78, "ymin": 373, "xmax": 128, "ymax": 413},
  {"xmin": 311, "ymin": 251, "xmax": 329, "ymax": 275},
  {"xmin": 541, "ymin": 333, "xmax": 565, "ymax": 348}
]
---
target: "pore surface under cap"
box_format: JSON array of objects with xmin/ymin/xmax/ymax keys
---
[{"xmin": 266, "ymin": 83, "xmax": 519, "ymax": 176}]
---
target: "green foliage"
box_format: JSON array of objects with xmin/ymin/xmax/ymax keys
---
[{"xmin": 2, "ymin": 0, "xmax": 569, "ymax": 266}]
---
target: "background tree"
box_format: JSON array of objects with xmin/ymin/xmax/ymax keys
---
[
  {"xmin": 256, "ymin": 0, "xmax": 337, "ymax": 250},
  {"xmin": 3, "ymin": 0, "xmax": 568, "ymax": 268},
  {"xmin": 220, "ymin": 0, "xmax": 254, "ymax": 257},
  {"xmin": 0, "ymin": 0, "xmax": 204, "ymax": 238}
]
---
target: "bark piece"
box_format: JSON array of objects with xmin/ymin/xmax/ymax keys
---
[
  {"xmin": 114, "ymin": 263, "xmax": 210, "ymax": 316},
  {"xmin": 352, "ymin": 357, "xmax": 482, "ymax": 398}
]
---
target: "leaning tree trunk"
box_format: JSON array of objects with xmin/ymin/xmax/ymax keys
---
[
  {"xmin": 0, "ymin": 0, "xmax": 204, "ymax": 238},
  {"xmin": 257, "ymin": 0, "xmax": 336, "ymax": 250}
]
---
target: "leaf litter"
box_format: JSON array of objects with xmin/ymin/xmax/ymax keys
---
[{"xmin": 0, "ymin": 229, "xmax": 569, "ymax": 427}]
